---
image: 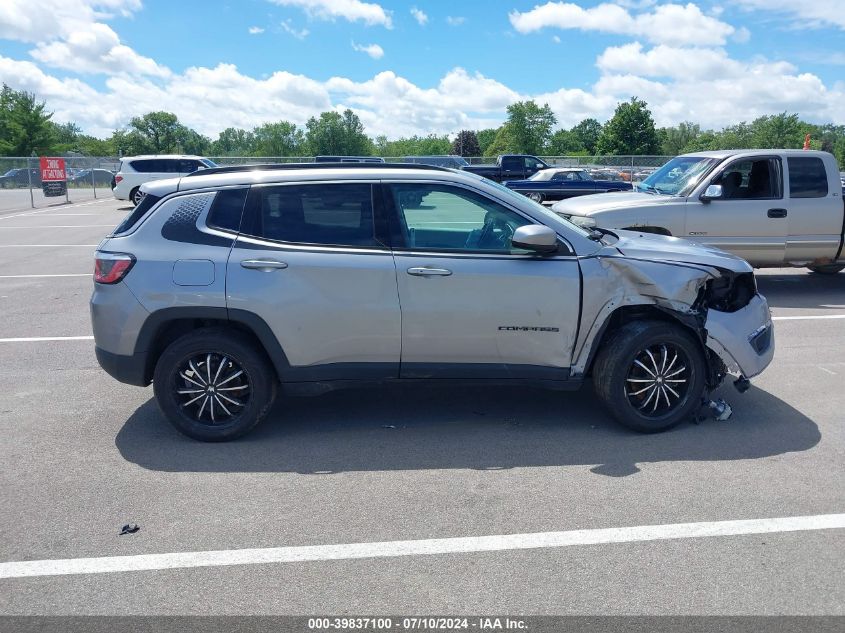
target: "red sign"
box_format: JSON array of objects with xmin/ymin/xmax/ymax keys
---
[{"xmin": 39, "ymin": 156, "xmax": 66, "ymax": 181}]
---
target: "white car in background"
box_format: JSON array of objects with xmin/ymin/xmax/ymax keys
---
[{"xmin": 111, "ymin": 155, "xmax": 216, "ymax": 206}]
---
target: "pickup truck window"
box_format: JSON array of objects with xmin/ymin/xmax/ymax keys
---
[
  {"xmin": 788, "ymin": 157, "xmax": 828, "ymax": 198},
  {"xmin": 716, "ymin": 158, "xmax": 782, "ymax": 200},
  {"xmin": 639, "ymin": 156, "xmax": 719, "ymax": 196}
]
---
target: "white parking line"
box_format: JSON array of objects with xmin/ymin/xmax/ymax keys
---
[
  {"xmin": 0, "ymin": 274, "xmax": 90, "ymax": 279},
  {"xmin": 0, "ymin": 513, "xmax": 842, "ymax": 579},
  {"xmin": 0, "ymin": 199, "xmax": 113, "ymax": 221},
  {"xmin": 0, "ymin": 336, "xmax": 93, "ymax": 343},
  {"xmin": 0, "ymin": 244, "xmax": 98, "ymax": 247},
  {"xmin": 772, "ymin": 315, "xmax": 845, "ymax": 321},
  {"xmin": 0, "ymin": 225, "xmax": 115, "ymax": 229}
]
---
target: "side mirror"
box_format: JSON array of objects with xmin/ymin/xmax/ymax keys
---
[
  {"xmin": 700, "ymin": 184, "xmax": 723, "ymax": 202},
  {"xmin": 512, "ymin": 225, "xmax": 559, "ymax": 254}
]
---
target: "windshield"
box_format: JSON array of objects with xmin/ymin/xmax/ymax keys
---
[
  {"xmin": 200, "ymin": 158, "xmax": 218, "ymax": 168},
  {"xmin": 528, "ymin": 170, "xmax": 554, "ymax": 181},
  {"xmin": 639, "ymin": 156, "xmax": 720, "ymax": 196}
]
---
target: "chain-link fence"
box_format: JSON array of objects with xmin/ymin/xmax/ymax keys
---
[{"xmin": 0, "ymin": 154, "xmax": 675, "ymax": 212}]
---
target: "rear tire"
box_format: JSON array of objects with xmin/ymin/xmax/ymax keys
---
[
  {"xmin": 153, "ymin": 328, "xmax": 277, "ymax": 441},
  {"xmin": 807, "ymin": 263, "xmax": 844, "ymax": 275},
  {"xmin": 130, "ymin": 187, "xmax": 144, "ymax": 206},
  {"xmin": 592, "ymin": 320, "xmax": 706, "ymax": 433}
]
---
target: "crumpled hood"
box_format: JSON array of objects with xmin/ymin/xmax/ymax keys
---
[
  {"xmin": 607, "ymin": 229, "xmax": 753, "ymax": 274},
  {"xmin": 553, "ymin": 191, "xmax": 675, "ymax": 215}
]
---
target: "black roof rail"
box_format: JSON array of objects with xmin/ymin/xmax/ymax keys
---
[{"xmin": 185, "ymin": 162, "xmax": 454, "ymax": 178}]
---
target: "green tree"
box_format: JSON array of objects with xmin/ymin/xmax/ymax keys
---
[
  {"xmin": 546, "ymin": 129, "xmax": 585, "ymax": 155},
  {"xmin": 175, "ymin": 126, "xmax": 211, "ymax": 155},
  {"xmin": 502, "ymin": 101, "xmax": 556, "ymax": 155},
  {"xmin": 660, "ymin": 122, "xmax": 700, "ymax": 155},
  {"xmin": 252, "ymin": 122, "xmax": 304, "ymax": 156},
  {"xmin": 484, "ymin": 126, "xmax": 515, "ymax": 156},
  {"xmin": 595, "ymin": 97, "xmax": 660, "ymax": 155},
  {"xmin": 475, "ymin": 128, "xmax": 498, "ymax": 156},
  {"xmin": 0, "ymin": 86, "xmax": 56, "ymax": 156},
  {"xmin": 305, "ymin": 109, "xmax": 371, "ymax": 156},
  {"xmin": 212, "ymin": 127, "xmax": 256, "ymax": 155},
  {"xmin": 127, "ymin": 111, "xmax": 182, "ymax": 153},
  {"xmin": 450, "ymin": 130, "xmax": 481, "ymax": 157},
  {"xmin": 570, "ymin": 118, "xmax": 602, "ymax": 154},
  {"xmin": 749, "ymin": 113, "xmax": 803, "ymax": 148}
]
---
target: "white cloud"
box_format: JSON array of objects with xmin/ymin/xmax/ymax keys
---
[
  {"xmin": 267, "ymin": 0, "xmax": 392, "ymax": 28},
  {"xmin": 735, "ymin": 0, "xmax": 845, "ymax": 30},
  {"xmin": 280, "ymin": 19, "xmax": 309, "ymax": 39},
  {"xmin": 410, "ymin": 7, "xmax": 428, "ymax": 26},
  {"xmin": 248, "ymin": 26, "xmax": 265, "ymax": 34},
  {"xmin": 0, "ymin": 0, "xmax": 168, "ymax": 77},
  {"xmin": 509, "ymin": 2, "xmax": 739, "ymax": 46},
  {"xmin": 446, "ymin": 16, "xmax": 466, "ymax": 26},
  {"xmin": 552, "ymin": 35, "xmax": 561, "ymax": 43},
  {"xmin": 351, "ymin": 42, "xmax": 384, "ymax": 59}
]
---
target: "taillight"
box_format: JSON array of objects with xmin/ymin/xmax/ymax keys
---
[
  {"xmin": 94, "ymin": 252, "xmax": 135, "ymax": 284},
  {"xmin": 114, "ymin": 175, "xmax": 123, "ymax": 184}
]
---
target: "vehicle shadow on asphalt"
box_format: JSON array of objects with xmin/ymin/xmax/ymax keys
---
[
  {"xmin": 757, "ymin": 273, "xmax": 845, "ymax": 310},
  {"xmin": 115, "ymin": 383, "xmax": 820, "ymax": 477}
]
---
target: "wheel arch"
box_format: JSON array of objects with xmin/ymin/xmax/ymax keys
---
[
  {"xmin": 135, "ymin": 307, "xmax": 289, "ymax": 384},
  {"xmin": 580, "ymin": 304, "xmax": 707, "ymax": 378}
]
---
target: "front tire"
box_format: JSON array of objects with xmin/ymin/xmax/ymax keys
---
[
  {"xmin": 592, "ymin": 320, "xmax": 706, "ymax": 433},
  {"xmin": 528, "ymin": 192, "xmax": 544, "ymax": 203},
  {"xmin": 807, "ymin": 263, "xmax": 844, "ymax": 275},
  {"xmin": 153, "ymin": 328, "xmax": 277, "ymax": 441}
]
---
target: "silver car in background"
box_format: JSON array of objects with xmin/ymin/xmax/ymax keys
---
[{"xmin": 91, "ymin": 163, "xmax": 773, "ymax": 441}]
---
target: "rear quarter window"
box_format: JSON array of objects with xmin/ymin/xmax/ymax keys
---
[
  {"xmin": 207, "ymin": 189, "xmax": 247, "ymax": 232},
  {"xmin": 788, "ymin": 157, "xmax": 828, "ymax": 198},
  {"xmin": 113, "ymin": 193, "xmax": 161, "ymax": 234}
]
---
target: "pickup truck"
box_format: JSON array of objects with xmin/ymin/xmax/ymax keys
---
[
  {"xmin": 553, "ymin": 150, "xmax": 845, "ymax": 274},
  {"xmin": 462, "ymin": 154, "xmax": 550, "ymax": 182},
  {"xmin": 505, "ymin": 167, "xmax": 633, "ymax": 203}
]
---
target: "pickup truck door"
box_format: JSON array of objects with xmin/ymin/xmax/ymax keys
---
[
  {"xmin": 685, "ymin": 156, "xmax": 787, "ymax": 266},
  {"xmin": 783, "ymin": 155, "xmax": 842, "ymax": 263},
  {"xmin": 383, "ymin": 181, "xmax": 581, "ymax": 380}
]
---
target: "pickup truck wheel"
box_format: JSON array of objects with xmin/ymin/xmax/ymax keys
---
[
  {"xmin": 593, "ymin": 320, "xmax": 706, "ymax": 433},
  {"xmin": 153, "ymin": 328, "xmax": 277, "ymax": 441},
  {"xmin": 807, "ymin": 264, "xmax": 844, "ymax": 275},
  {"xmin": 528, "ymin": 192, "xmax": 544, "ymax": 203}
]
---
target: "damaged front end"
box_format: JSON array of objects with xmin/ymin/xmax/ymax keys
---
[
  {"xmin": 701, "ymin": 271, "xmax": 774, "ymax": 383},
  {"xmin": 575, "ymin": 233, "xmax": 774, "ymax": 398}
]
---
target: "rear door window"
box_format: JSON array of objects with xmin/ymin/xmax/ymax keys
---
[
  {"xmin": 788, "ymin": 157, "xmax": 828, "ymax": 198},
  {"xmin": 242, "ymin": 183, "xmax": 379, "ymax": 247}
]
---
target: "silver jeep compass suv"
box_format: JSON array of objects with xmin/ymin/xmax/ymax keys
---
[{"xmin": 91, "ymin": 163, "xmax": 774, "ymax": 441}]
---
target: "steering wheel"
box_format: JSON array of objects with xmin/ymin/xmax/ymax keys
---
[{"xmin": 476, "ymin": 217, "xmax": 514, "ymax": 250}]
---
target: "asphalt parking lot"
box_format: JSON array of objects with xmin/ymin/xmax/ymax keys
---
[{"xmin": 0, "ymin": 195, "xmax": 842, "ymax": 616}]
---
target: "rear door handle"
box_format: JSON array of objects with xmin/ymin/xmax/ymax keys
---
[
  {"xmin": 767, "ymin": 208, "xmax": 787, "ymax": 218},
  {"xmin": 407, "ymin": 266, "xmax": 452, "ymax": 277},
  {"xmin": 240, "ymin": 259, "xmax": 288, "ymax": 271}
]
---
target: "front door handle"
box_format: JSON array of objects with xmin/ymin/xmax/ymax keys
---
[
  {"xmin": 407, "ymin": 266, "xmax": 452, "ymax": 277},
  {"xmin": 240, "ymin": 259, "xmax": 288, "ymax": 271},
  {"xmin": 767, "ymin": 208, "xmax": 788, "ymax": 218}
]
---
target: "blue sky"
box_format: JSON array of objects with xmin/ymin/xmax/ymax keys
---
[{"xmin": 0, "ymin": 0, "xmax": 843, "ymax": 139}]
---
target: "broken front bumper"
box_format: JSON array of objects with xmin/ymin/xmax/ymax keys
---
[{"xmin": 704, "ymin": 293, "xmax": 774, "ymax": 380}]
